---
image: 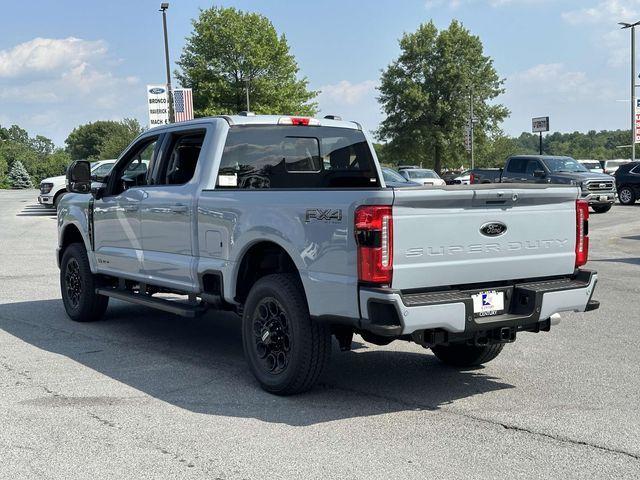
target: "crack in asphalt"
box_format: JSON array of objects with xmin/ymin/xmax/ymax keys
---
[{"xmin": 320, "ymin": 382, "xmax": 640, "ymax": 462}]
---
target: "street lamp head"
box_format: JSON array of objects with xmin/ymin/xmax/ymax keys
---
[
  {"xmin": 160, "ymin": 2, "xmax": 169, "ymax": 11},
  {"xmin": 619, "ymin": 20, "xmax": 640, "ymax": 29}
]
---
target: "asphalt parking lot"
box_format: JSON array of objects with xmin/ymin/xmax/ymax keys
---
[{"xmin": 1, "ymin": 189, "xmax": 639, "ymax": 479}]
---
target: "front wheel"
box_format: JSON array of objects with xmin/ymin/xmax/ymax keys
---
[
  {"xmin": 591, "ymin": 204, "xmax": 612, "ymax": 214},
  {"xmin": 618, "ymin": 186, "xmax": 636, "ymax": 205},
  {"xmin": 431, "ymin": 343, "xmax": 504, "ymax": 368},
  {"xmin": 242, "ymin": 274, "xmax": 331, "ymax": 395},
  {"xmin": 60, "ymin": 243, "xmax": 108, "ymax": 322}
]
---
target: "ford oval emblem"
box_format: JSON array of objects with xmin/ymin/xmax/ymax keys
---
[
  {"xmin": 149, "ymin": 87, "xmax": 165, "ymax": 94},
  {"xmin": 480, "ymin": 222, "xmax": 507, "ymax": 237}
]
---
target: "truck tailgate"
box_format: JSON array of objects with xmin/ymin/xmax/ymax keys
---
[{"xmin": 391, "ymin": 185, "xmax": 579, "ymax": 290}]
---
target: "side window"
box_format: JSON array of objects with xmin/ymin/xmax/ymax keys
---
[
  {"xmin": 109, "ymin": 138, "xmax": 158, "ymax": 195},
  {"xmin": 91, "ymin": 163, "xmax": 114, "ymax": 178},
  {"xmin": 632, "ymin": 164, "xmax": 640, "ymax": 174},
  {"xmin": 525, "ymin": 160, "xmax": 543, "ymax": 175},
  {"xmin": 158, "ymin": 131, "xmax": 206, "ymax": 185},
  {"xmin": 506, "ymin": 158, "xmax": 527, "ymax": 174}
]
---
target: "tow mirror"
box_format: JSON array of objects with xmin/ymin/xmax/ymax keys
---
[
  {"xmin": 533, "ymin": 169, "xmax": 546, "ymax": 178},
  {"xmin": 66, "ymin": 160, "xmax": 92, "ymax": 193}
]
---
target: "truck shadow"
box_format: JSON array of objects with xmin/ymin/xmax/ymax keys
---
[
  {"xmin": 0, "ymin": 299, "xmax": 514, "ymax": 426},
  {"xmin": 16, "ymin": 204, "xmax": 57, "ymax": 217}
]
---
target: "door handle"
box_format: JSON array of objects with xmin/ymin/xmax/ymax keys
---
[
  {"xmin": 170, "ymin": 204, "xmax": 188, "ymax": 213},
  {"xmin": 123, "ymin": 204, "xmax": 138, "ymax": 212}
]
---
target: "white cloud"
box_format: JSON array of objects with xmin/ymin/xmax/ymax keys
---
[
  {"xmin": 425, "ymin": 0, "xmax": 553, "ymax": 9},
  {"xmin": 0, "ymin": 37, "xmax": 107, "ymax": 78},
  {"xmin": 0, "ymin": 37, "xmax": 142, "ymax": 144},
  {"xmin": 501, "ymin": 63, "xmax": 623, "ymax": 134},
  {"xmin": 315, "ymin": 80, "xmax": 382, "ymax": 134},
  {"xmin": 561, "ymin": 0, "xmax": 639, "ymax": 25},
  {"xmin": 318, "ymin": 80, "xmax": 377, "ymax": 106}
]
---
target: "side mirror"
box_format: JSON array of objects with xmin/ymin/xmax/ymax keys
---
[
  {"xmin": 533, "ymin": 169, "xmax": 546, "ymax": 178},
  {"xmin": 66, "ymin": 160, "xmax": 92, "ymax": 193}
]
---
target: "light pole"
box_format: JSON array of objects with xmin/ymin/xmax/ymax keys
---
[
  {"xmin": 160, "ymin": 2, "xmax": 174, "ymax": 123},
  {"xmin": 620, "ymin": 21, "xmax": 640, "ymax": 161}
]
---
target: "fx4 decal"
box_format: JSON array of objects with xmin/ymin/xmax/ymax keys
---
[{"xmin": 305, "ymin": 208, "xmax": 343, "ymax": 223}]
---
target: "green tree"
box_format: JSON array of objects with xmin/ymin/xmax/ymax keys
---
[
  {"xmin": 176, "ymin": 6, "xmax": 318, "ymax": 116},
  {"xmin": 377, "ymin": 20, "xmax": 508, "ymax": 173},
  {"xmin": 7, "ymin": 160, "xmax": 33, "ymax": 189},
  {"xmin": 65, "ymin": 119, "xmax": 143, "ymax": 160},
  {"xmin": 96, "ymin": 118, "xmax": 144, "ymax": 159},
  {"xmin": 0, "ymin": 155, "xmax": 7, "ymax": 187}
]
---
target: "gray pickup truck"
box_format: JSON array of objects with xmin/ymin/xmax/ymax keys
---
[
  {"xmin": 471, "ymin": 155, "xmax": 616, "ymax": 213},
  {"xmin": 58, "ymin": 115, "xmax": 599, "ymax": 394}
]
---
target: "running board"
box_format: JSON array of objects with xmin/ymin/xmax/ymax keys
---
[{"xmin": 96, "ymin": 288, "xmax": 205, "ymax": 317}]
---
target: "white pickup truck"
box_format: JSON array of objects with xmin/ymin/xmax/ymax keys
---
[
  {"xmin": 39, "ymin": 160, "xmax": 115, "ymax": 208},
  {"xmin": 57, "ymin": 114, "xmax": 599, "ymax": 395}
]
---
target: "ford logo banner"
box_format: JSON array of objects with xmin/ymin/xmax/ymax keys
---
[
  {"xmin": 149, "ymin": 87, "xmax": 165, "ymax": 94},
  {"xmin": 480, "ymin": 222, "xmax": 507, "ymax": 237}
]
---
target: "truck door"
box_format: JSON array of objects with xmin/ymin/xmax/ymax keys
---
[
  {"xmin": 501, "ymin": 157, "xmax": 528, "ymax": 183},
  {"xmin": 525, "ymin": 159, "xmax": 547, "ymax": 183},
  {"xmin": 93, "ymin": 136, "xmax": 160, "ymax": 277},
  {"xmin": 139, "ymin": 129, "xmax": 207, "ymax": 291}
]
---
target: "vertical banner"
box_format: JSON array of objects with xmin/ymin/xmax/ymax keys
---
[
  {"xmin": 635, "ymin": 98, "xmax": 640, "ymax": 143},
  {"xmin": 173, "ymin": 88, "xmax": 194, "ymax": 122},
  {"xmin": 147, "ymin": 84, "xmax": 170, "ymax": 126}
]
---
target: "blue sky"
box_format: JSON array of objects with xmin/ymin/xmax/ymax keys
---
[{"xmin": 0, "ymin": 0, "xmax": 638, "ymax": 145}]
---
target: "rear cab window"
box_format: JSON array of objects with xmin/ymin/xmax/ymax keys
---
[{"xmin": 216, "ymin": 125, "xmax": 380, "ymax": 189}]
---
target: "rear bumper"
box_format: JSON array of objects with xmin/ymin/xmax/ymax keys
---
[{"xmin": 359, "ymin": 270, "xmax": 598, "ymax": 337}]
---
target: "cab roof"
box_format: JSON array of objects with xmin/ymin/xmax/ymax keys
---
[{"xmin": 148, "ymin": 114, "xmax": 362, "ymax": 134}]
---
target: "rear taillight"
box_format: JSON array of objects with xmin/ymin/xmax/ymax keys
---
[
  {"xmin": 355, "ymin": 205, "xmax": 393, "ymax": 285},
  {"xmin": 575, "ymin": 199, "xmax": 589, "ymax": 267}
]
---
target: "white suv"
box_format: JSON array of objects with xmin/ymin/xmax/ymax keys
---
[{"xmin": 38, "ymin": 160, "xmax": 115, "ymax": 208}]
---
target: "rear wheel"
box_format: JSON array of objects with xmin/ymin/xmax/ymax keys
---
[
  {"xmin": 431, "ymin": 343, "xmax": 504, "ymax": 368},
  {"xmin": 242, "ymin": 274, "xmax": 331, "ymax": 395},
  {"xmin": 618, "ymin": 186, "xmax": 636, "ymax": 205},
  {"xmin": 591, "ymin": 204, "xmax": 612, "ymax": 214},
  {"xmin": 60, "ymin": 243, "xmax": 108, "ymax": 322}
]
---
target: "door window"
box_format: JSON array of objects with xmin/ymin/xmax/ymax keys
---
[
  {"xmin": 525, "ymin": 160, "xmax": 544, "ymax": 175},
  {"xmin": 158, "ymin": 131, "xmax": 206, "ymax": 185},
  {"xmin": 506, "ymin": 157, "xmax": 527, "ymax": 174},
  {"xmin": 108, "ymin": 137, "xmax": 158, "ymax": 195}
]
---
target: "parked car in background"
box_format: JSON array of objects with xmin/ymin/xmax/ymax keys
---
[
  {"xmin": 441, "ymin": 171, "xmax": 463, "ymax": 185},
  {"xmin": 469, "ymin": 168, "xmax": 503, "ymax": 184},
  {"xmin": 398, "ymin": 168, "xmax": 446, "ymax": 186},
  {"xmin": 613, "ymin": 161, "xmax": 640, "ymax": 205},
  {"xmin": 601, "ymin": 159, "xmax": 631, "ymax": 176},
  {"xmin": 39, "ymin": 159, "xmax": 116, "ymax": 208},
  {"xmin": 452, "ymin": 170, "xmax": 471, "ymax": 184},
  {"xmin": 381, "ymin": 167, "xmax": 421, "ymax": 188},
  {"xmin": 578, "ymin": 160, "xmax": 604, "ymax": 174},
  {"xmin": 497, "ymin": 155, "xmax": 616, "ymax": 213}
]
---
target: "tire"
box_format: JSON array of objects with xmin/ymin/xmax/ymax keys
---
[
  {"xmin": 591, "ymin": 204, "xmax": 612, "ymax": 214},
  {"xmin": 53, "ymin": 191, "xmax": 66, "ymax": 209},
  {"xmin": 431, "ymin": 343, "xmax": 504, "ymax": 368},
  {"xmin": 618, "ymin": 186, "xmax": 636, "ymax": 205},
  {"xmin": 60, "ymin": 242, "xmax": 108, "ymax": 322},
  {"xmin": 242, "ymin": 274, "xmax": 331, "ymax": 395}
]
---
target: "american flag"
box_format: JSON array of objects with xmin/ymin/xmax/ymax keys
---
[{"xmin": 173, "ymin": 88, "xmax": 194, "ymax": 122}]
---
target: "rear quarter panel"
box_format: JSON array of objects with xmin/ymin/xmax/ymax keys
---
[{"xmin": 197, "ymin": 189, "xmax": 393, "ymax": 319}]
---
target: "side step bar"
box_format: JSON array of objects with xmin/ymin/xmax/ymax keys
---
[{"xmin": 96, "ymin": 288, "xmax": 205, "ymax": 318}]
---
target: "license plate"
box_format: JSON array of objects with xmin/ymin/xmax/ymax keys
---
[
  {"xmin": 472, "ymin": 290, "xmax": 504, "ymax": 317},
  {"xmin": 599, "ymin": 195, "xmax": 608, "ymax": 202}
]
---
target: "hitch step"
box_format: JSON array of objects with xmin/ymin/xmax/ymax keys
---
[{"xmin": 96, "ymin": 288, "xmax": 205, "ymax": 317}]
